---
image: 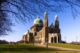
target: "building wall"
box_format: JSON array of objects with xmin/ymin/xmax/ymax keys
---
[{"xmin": 34, "ymin": 30, "xmax": 42, "ymax": 43}]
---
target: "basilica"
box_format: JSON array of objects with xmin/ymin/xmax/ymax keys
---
[{"xmin": 22, "ymin": 12, "xmax": 61, "ymax": 44}]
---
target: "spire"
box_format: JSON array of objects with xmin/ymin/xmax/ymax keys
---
[
  {"xmin": 54, "ymin": 15, "xmax": 59, "ymax": 28},
  {"xmin": 55, "ymin": 15, "xmax": 58, "ymax": 21},
  {"xmin": 44, "ymin": 11, "xmax": 48, "ymax": 19},
  {"xmin": 44, "ymin": 11, "xmax": 48, "ymax": 27},
  {"xmin": 44, "ymin": 11, "xmax": 48, "ymax": 15}
]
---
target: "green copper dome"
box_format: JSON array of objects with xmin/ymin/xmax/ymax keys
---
[{"xmin": 33, "ymin": 17, "xmax": 43, "ymax": 26}]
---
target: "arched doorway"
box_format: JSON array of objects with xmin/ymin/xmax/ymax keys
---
[
  {"xmin": 51, "ymin": 37, "xmax": 54, "ymax": 43},
  {"xmin": 54, "ymin": 37, "xmax": 57, "ymax": 43}
]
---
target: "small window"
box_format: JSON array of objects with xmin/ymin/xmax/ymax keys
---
[{"xmin": 34, "ymin": 32, "xmax": 37, "ymax": 36}]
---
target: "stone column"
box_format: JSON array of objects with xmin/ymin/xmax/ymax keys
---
[{"xmin": 56, "ymin": 36, "xmax": 58, "ymax": 43}]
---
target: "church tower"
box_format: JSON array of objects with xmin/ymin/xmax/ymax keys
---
[
  {"xmin": 42, "ymin": 12, "xmax": 48, "ymax": 44},
  {"xmin": 54, "ymin": 15, "xmax": 61, "ymax": 43},
  {"xmin": 54, "ymin": 15, "xmax": 59, "ymax": 29}
]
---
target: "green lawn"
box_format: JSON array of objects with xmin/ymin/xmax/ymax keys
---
[
  {"xmin": 0, "ymin": 43, "xmax": 79, "ymax": 53},
  {"xmin": 49, "ymin": 43, "xmax": 80, "ymax": 50}
]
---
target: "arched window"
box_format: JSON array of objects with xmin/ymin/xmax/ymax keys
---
[{"xmin": 51, "ymin": 37, "xmax": 54, "ymax": 43}]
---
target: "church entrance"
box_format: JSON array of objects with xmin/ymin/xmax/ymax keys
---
[
  {"xmin": 51, "ymin": 37, "xmax": 57, "ymax": 43},
  {"xmin": 54, "ymin": 37, "xmax": 57, "ymax": 43}
]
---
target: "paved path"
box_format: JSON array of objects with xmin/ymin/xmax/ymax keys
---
[{"xmin": 35, "ymin": 44, "xmax": 80, "ymax": 52}]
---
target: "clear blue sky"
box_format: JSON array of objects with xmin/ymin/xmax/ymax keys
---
[{"xmin": 0, "ymin": 8, "xmax": 80, "ymax": 43}]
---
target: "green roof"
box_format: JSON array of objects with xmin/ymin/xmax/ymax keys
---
[{"xmin": 33, "ymin": 17, "xmax": 43, "ymax": 26}]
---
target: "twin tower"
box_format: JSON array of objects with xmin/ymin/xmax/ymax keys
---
[{"xmin": 22, "ymin": 12, "xmax": 61, "ymax": 44}]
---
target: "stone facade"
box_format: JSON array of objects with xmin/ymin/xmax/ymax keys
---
[{"xmin": 22, "ymin": 12, "xmax": 61, "ymax": 44}]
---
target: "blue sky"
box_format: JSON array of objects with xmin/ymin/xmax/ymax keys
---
[{"xmin": 0, "ymin": 7, "xmax": 80, "ymax": 43}]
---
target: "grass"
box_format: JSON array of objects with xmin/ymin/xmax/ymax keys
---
[
  {"xmin": 0, "ymin": 43, "xmax": 57, "ymax": 51},
  {"xmin": 49, "ymin": 43, "xmax": 80, "ymax": 50},
  {"xmin": 0, "ymin": 43, "xmax": 80, "ymax": 53},
  {"xmin": 0, "ymin": 51, "xmax": 79, "ymax": 53},
  {"xmin": 0, "ymin": 43, "xmax": 59, "ymax": 52}
]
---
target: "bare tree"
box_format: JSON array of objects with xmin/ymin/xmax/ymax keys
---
[{"xmin": 0, "ymin": 0, "xmax": 80, "ymax": 35}]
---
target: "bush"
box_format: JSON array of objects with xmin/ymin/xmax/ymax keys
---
[{"xmin": 0, "ymin": 40, "xmax": 9, "ymax": 44}]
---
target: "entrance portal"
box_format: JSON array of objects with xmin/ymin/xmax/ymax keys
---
[{"xmin": 54, "ymin": 37, "xmax": 57, "ymax": 43}]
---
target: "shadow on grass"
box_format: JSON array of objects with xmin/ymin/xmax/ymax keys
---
[
  {"xmin": 0, "ymin": 47, "xmax": 60, "ymax": 51},
  {"xmin": 0, "ymin": 44, "xmax": 60, "ymax": 51}
]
